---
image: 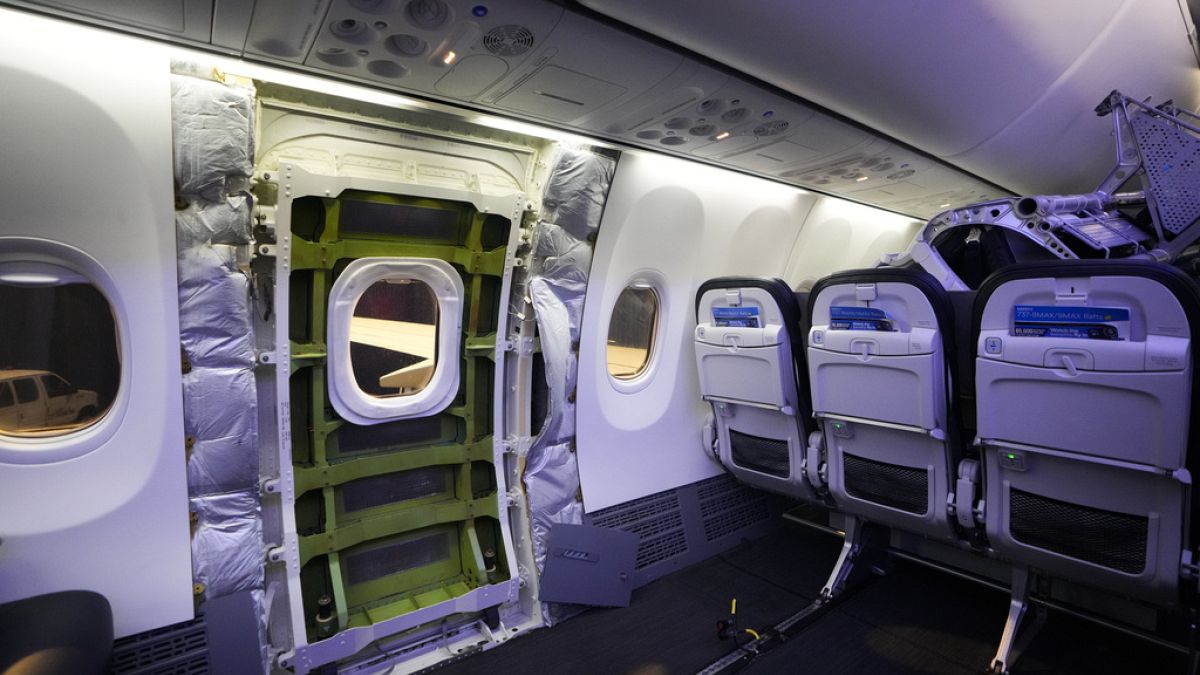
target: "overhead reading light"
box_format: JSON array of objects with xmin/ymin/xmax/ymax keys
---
[
  {"xmin": 715, "ymin": 131, "xmax": 730, "ymax": 140},
  {"xmin": 432, "ymin": 23, "xmax": 481, "ymax": 67},
  {"xmin": 856, "ymin": 175, "xmax": 869, "ymax": 182},
  {"xmin": 939, "ymin": 203, "xmax": 951, "ymax": 208}
]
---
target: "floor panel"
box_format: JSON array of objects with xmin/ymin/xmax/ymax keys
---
[{"xmin": 430, "ymin": 523, "xmax": 1189, "ymax": 675}]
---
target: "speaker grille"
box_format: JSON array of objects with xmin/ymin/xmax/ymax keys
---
[
  {"xmin": 483, "ymin": 25, "xmax": 535, "ymax": 57},
  {"xmin": 1010, "ymin": 488, "xmax": 1148, "ymax": 574},
  {"xmin": 729, "ymin": 429, "xmax": 790, "ymax": 478},
  {"xmin": 842, "ymin": 453, "xmax": 928, "ymax": 515}
]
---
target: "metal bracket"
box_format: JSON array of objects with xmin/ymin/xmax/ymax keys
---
[
  {"xmin": 500, "ymin": 435, "xmax": 531, "ymax": 456},
  {"xmin": 266, "ymin": 546, "xmax": 286, "ymax": 565}
]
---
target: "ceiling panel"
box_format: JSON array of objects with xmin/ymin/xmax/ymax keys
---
[{"xmin": 581, "ymin": 0, "xmax": 1200, "ymax": 196}]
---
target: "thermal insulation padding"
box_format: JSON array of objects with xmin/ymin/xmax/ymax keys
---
[
  {"xmin": 191, "ymin": 490, "xmax": 265, "ymax": 598},
  {"xmin": 176, "ymin": 194, "xmax": 253, "ymax": 248},
  {"xmin": 177, "ymin": 245, "xmax": 256, "ymax": 369},
  {"xmin": 171, "ymin": 75, "xmax": 254, "ymax": 201},
  {"xmin": 523, "ymin": 149, "xmax": 615, "ymax": 582},
  {"xmin": 171, "ymin": 68, "xmax": 265, "ymax": 670}
]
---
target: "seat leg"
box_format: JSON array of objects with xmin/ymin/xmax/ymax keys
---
[
  {"xmin": 1188, "ymin": 606, "xmax": 1199, "ymax": 675},
  {"xmin": 990, "ymin": 567, "xmax": 1044, "ymax": 674},
  {"xmin": 819, "ymin": 516, "xmax": 887, "ymax": 601}
]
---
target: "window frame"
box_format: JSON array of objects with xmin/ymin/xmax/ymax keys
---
[
  {"xmin": 327, "ymin": 257, "xmax": 464, "ymax": 426},
  {"xmin": 0, "ymin": 382, "xmax": 13, "ymax": 409},
  {"xmin": 606, "ymin": 285, "xmax": 659, "ymax": 381},
  {"xmin": 0, "ymin": 239, "xmax": 127, "ymax": 464},
  {"xmin": 605, "ymin": 272, "xmax": 666, "ymax": 394}
]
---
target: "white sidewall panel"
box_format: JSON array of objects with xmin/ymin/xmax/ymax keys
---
[
  {"xmin": 783, "ymin": 197, "xmax": 921, "ymax": 286},
  {"xmin": 577, "ymin": 152, "xmax": 816, "ymax": 511},
  {"xmin": 0, "ymin": 11, "xmax": 192, "ymax": 637}
]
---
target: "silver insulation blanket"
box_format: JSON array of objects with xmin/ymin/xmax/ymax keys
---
[
  {"xmin": 523, "ymin": 149, "xmax": 615, "ymax": 592},
  {"xmin": 176, "ymin": 195, "xmax": 253, "ymax": 248},
  {"xmin": 177, "ymin": 244, "xmax": 256, "ymax": 370},
  {"xmin": 172, "ymin": 71, "xmax": 265, "ymax": 669},
  {"xmin": 191, "ymin": 491, "xmax": 264, "ymax": 597},
  {"xmin": 171, "ymin": 76, "xmax": 254, "ymax": 201},
  {"xmin": 541, "ymin": 150, "xmax": 613, "ymax": 241},
  {"xmin": 183, "ymin": 366, "xmax": 258, "ymax": 495}
]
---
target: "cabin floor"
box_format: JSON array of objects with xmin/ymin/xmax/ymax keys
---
[{"xmin": 431, "ymin": 522, "xmax": 1188, "ymax": 675}]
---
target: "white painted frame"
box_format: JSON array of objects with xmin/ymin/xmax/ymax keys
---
[
  {"xmin": 267, "ymin": 163, "xmax": 534, "ymax": 673},
  {"xmin": 0, "ymin": 245, "xmax": 126, "ymax": 465},
  {"xmin": 326, "ymin": 257, "xmax": 464, "ymax": 425},
  {"xmin": 605, "ymin": 272, "xmax": 665, "ymax": 395}
]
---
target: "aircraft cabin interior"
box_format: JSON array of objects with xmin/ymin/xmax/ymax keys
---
[{"xmin": 5, "ymin": 1, "xmax": 1200, "ymax": 674}]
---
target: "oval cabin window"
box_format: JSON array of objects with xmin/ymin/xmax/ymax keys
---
[
  {"xmin": 350, "ymin": 278, "xmax": 439, "ymax": 398},
  {"xmin": 607, "ymin": 286, "xmax": 658, "ymax": 380},
  {"xmin": 0, "ymin": 281, "xmax": 119, "ymax": 437}
]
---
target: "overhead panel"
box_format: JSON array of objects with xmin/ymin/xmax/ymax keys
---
[
  {"xmin": 578, "ymin": 0, "xmax": 1200, "ymax": 197},
  {"xmin": 297, "ymin": 0, "xmax": 562, "ymax": 98},
  {"xmin": 1, "ymin": 0, "xmax": 1019, "ymax": 217},
  {"xmin": 595, "ymin": 61, "xmax": 730, "ymax": 136},
  {"xmin": 732, "ymin": 139, "xmax": 835, "ymax": 173},
  {"xmin": 4, "ymin": 0, "xmax": 213, "ymax": 41},
  {"xmin": 244, "ymin": 0, "xmax": 331, "ymax": 61},
  {"xmin": 608, "ymin": 78, "xmax": 820, "ymax": 159},
  {"xmin": 485, "ymin": 11, "xmax": 683, "ymax": 126},
  {"xmin": 494, "ymin": 65, "xmax": 626, "ymax": 121}
]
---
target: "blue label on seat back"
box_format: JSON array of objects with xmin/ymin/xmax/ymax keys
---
[
  {"xmin": 830, "ymin": 306, "xmax": 889, "ymax": 321},
  {"xmin": 829, "ymin": 306, "xmax": 893, "ymax": 331},
  {"xmin": 1012, "ymin": 305, "xmax": 1128, "ymax": 340},
  {"xmin": 713, "ymin": 306, "xmax": 760, "ymax": 328}
]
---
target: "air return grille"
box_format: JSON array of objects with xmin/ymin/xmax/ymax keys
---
[
  {"xmin": 482, "ymin": 25, "xmax": 535, "ymax": 56},
  {"xmin": 592, "ymin": 490, "xmax": 688, "ymax": 569},
  {"xmin": 842, "ymin": 453, "xmax": 928, "ymax": 515},
  {"xmin": 699, "ymin": 475, "xmax": 772, "ymax": 542},
  {"xmin": 344, "ymin": 531, "xmax": 451, "ymax": 585},
  {"xmin": 110, "ymin": 616, "xmax": 208, "ymax": 674},
  {"xmin": 1010, "ymin": 489, "xmax": 1148, "ymax": 574},
  {"xmin": 729, "ymin": 429, "xmax": 790, "ymax": 478},
  {"xmin": 591, "ymin": 491, "xmax": 681, "ymax": 530}
]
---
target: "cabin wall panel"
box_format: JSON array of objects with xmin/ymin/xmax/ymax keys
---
[
  {"xmin": 0, "ymin": 12, "xmax": 192, "ymax": 637},
  {"xmin": 576, "ymin": 152, "xmax": 816, "ymax": 512},
  {"xmin": 782, "ymin": 197, "xmax": 921, "ymax": 288}
]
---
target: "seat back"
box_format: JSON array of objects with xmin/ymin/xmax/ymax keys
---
[
  {"xmin": 694, "ymin": 277, "xmax": 816, "ymax": 500},
  {"xmin": 974, "ymin": 261, "xmax": 1198, "ymax": 604},
  {"xmin": 806, "ymin": 267, "xmax": 962, "ymax": 540}
]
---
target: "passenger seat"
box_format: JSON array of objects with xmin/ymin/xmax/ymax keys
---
[
  {"xmin": 694, "ymin": 277, "xmax": 819, "ymax": 501},
  {"xmin": 806, "ymin": 267, "xmax": 970, "ymax": 542},
  {"xmin": 974, "ymin": 260, "xmax": 1199, "ymax": 604}
]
